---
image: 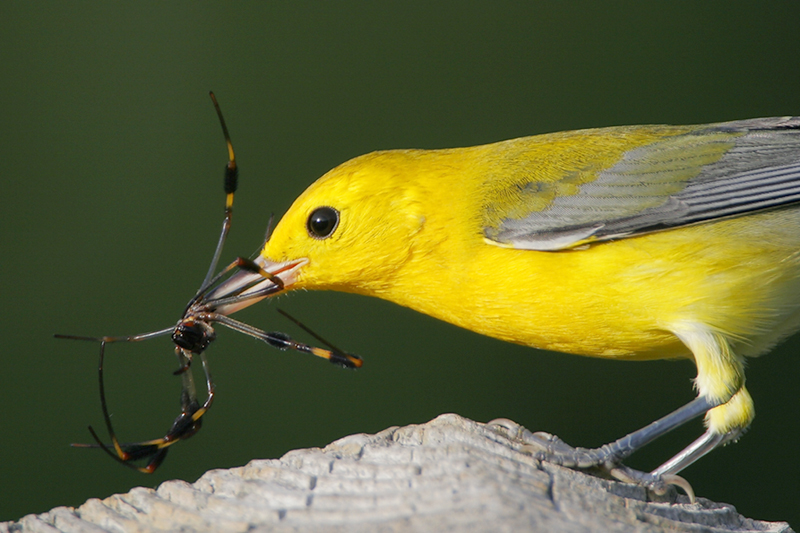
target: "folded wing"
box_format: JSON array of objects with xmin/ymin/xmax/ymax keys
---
[{"xmin": 484, "ymin": 117, "xmax": 800, "ymax": 251}]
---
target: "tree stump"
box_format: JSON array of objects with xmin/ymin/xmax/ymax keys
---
[{"xmin": 2, "ymin": 414, "xmax": 792, "ymax": 532}]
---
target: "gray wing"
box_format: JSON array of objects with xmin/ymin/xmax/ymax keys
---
[{"xmin": 485, "ymin": 117, "xmax": 800, "ymax": 251}]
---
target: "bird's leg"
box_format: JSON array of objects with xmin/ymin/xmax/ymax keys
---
[
  {"xmin": 490, "ymin": 325, "xmax": 756, "ymax": 501},
  {"xmin": 647, "ymin": 387, "xmax": 751, "ymax": 477},
  {"xmin": 488, "ymin": 395, "xmax": 719, "ymax": 500},
  {"xmin": 651, "ymin": 428, "xmax": 740, "ymax": 477}
]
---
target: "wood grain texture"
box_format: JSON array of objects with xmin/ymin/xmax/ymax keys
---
[{"xmin": 2, "ymin": 414, "xmax": 792, "ymax": 533}]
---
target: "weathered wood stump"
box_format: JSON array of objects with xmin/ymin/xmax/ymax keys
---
[{"xmin": 2, "ymin": 414, "xmax": 792, "ymax": 532}]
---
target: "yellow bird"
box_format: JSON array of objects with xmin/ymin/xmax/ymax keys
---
[{"xmin": 215, "ymin": 116, "xmax": 800, "ymax": 489}]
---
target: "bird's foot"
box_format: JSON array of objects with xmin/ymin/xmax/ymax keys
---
[{"xmin": 486, "ymin": 418, "xmax": 695, "ymax": 503}]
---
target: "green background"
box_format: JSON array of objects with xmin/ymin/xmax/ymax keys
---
[{"xmin": 2, "ymin": 2, "xmax": 799, "ymax": 528}]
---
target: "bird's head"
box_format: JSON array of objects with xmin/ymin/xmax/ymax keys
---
[{"xmin": 213, "ymin": 150, "xmax": 430, "ymax": 315}]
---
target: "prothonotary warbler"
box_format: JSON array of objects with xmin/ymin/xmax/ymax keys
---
[{"xmin": 213, "ymin": 116, "xmax": 800, "ymax": 493}]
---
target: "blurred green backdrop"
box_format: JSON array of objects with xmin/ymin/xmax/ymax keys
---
[{"xmin": 2, "ymin": 2, "xmax": 799, "ymax": 528}]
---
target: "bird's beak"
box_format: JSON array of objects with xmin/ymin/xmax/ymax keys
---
[{"xmin": 208, "ymin": 255, "xmax": 308, "ymax": 316}]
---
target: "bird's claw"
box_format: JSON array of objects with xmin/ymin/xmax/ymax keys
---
[
  {"xmin": 485, "ymin": 418, "xmax": 696, "ymax": 503},
  {"xmin": 606, "ymin": 465, "xmax": 696, "ymax": 503},
  {"xmin": 487, "ymin": 418, "xmax": 601, "ymax": 467}
]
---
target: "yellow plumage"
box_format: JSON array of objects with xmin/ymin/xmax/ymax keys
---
[{"xmin": 222, "ymin": 117, "xmax": 800, "ymax": 480}]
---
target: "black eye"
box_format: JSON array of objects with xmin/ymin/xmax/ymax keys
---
[{"xmin": 307, "ymin": 206, "xmax": 340, "ymax": 239}]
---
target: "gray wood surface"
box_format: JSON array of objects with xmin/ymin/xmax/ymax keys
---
[{"xmin": 2, "ymin": 414, "xmax": 792, "ymax": 532}]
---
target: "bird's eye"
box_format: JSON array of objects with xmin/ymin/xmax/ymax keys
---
[{"xmin": 307, "ymin": 206, "xmax": 340, "ymax": 239}]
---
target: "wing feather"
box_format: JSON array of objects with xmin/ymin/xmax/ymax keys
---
[{"xmin": 484, "ymin": 117, "xmax": 800, "ymax": 250}]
